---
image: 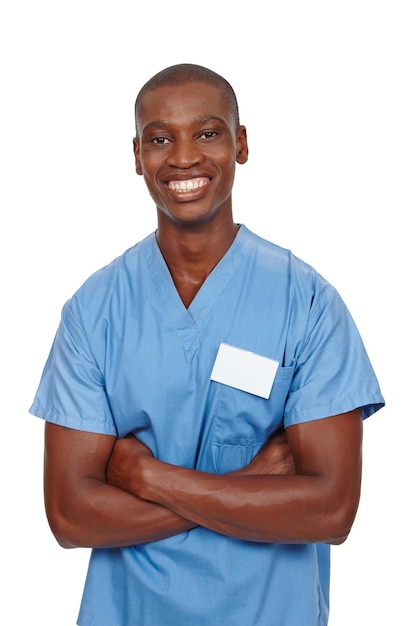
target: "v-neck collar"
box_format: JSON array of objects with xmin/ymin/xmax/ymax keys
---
[{"xmin": 142, "ymin": 225, "xmax": 252, "ymax": 351}]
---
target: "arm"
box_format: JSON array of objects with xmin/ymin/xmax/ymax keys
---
[
  {"xmin": 43, "ymin": 422, "xmax": 195, "ymax": 549},
  {"xmin": 107, "ymin": 428, "xmax": 295, "ymax": 490},
  {"xmin": 111, "ymin": 409, "xmax": 363, "ymax": 545}
]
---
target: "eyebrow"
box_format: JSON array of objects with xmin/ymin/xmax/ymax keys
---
[
  {"xmin": 140, "ymin": 115, "xmax": 228, "ymax": 136},
  {"xmin": 194, "ymin": 115, "xmax": 228, "ymax": 125}
]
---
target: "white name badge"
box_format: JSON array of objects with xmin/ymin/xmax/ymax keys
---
[{"xmin": 210, "ymin": 343, "xmax": 279, "ymax": 399}]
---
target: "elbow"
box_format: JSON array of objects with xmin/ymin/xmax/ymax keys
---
[
  {"xmin": 326, "ymin": 521, "xmax": 353, "ymax": 545},
  {"xmin": 329, "ymin": 533, "xmax": 349, "ymax": 546},
  {"xmin": 323, "ymin": 496, "xmax": 360, "ymax": 545},
  {"xmin": 46, "ymin": 516, "xmax": 76, "ymax": 550},
  {"xmin": 53, "ymin": 520, "xmax": 80, "ymax": 549},
  {"xmin": 326, "ymin": 514, "xmax": 353, "ymax": 544},
  {"xmin": 45, "ymin": 503, "xmax": 85, "ymax": 549},
  {"xmin": 55, "ymin": 535, "xmax": 77, "ymax": 550}
]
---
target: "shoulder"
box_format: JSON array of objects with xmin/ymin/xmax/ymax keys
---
[
  {"xmin": 83, "ymin": 234, "xmax": 152, "ymax": 289},
  {"xmin": 62, "ymin": 233, "xmax": 154, "ymax": 325},
  {"xmin": 242, "ymin": 225, "xmax": 333, "ymax": 303}
]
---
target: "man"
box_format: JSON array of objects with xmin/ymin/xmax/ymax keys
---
[{"xmin": 30, "ymin": 64, "xmax": 385, "ymax": 625}]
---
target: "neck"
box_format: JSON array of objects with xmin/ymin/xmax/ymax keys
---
[{"xmin": 155, "ymin": 217, "xmax": 239, "ymax": 307}]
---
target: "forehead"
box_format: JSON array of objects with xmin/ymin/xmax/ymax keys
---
[{"xmin": 137, "ymin": 81, "xmax": 233, "ymax": 132}]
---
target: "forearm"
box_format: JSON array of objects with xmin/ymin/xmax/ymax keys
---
[
  {"xmin": 44, "ymin": 424, "xmax": 195, "ymax": 550},
  {"xmin": 95, "ymin": 412, "xmax": 361, "ymax": 547},
  {"xmin": 137, "ymin": 458, "xmax": 348, "ymax": 544},
  {"xmin": 48, "ymin": 477, "xmax": 195, "ymax": 549}
]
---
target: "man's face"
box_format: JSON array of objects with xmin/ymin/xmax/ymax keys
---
[{"xmin": 133, "ymin": 81, "xmax": 248, "ymax": 228}]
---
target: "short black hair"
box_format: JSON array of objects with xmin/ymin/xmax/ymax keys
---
[{"xmin": 135, "ymin": 63, "xmax": 240, "ymax": 136}]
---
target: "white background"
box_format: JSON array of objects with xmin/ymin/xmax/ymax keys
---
[{"xmin": 1, "ymin": 1, "xmax": 415, "ymax": 624}]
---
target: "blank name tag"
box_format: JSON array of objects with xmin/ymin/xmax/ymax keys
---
[{"xmin": 210, "ymin": 343, "xmax": 279, "ymax": 399}]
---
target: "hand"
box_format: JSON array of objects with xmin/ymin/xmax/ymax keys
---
[
  {"xmin": 106, "ymin": 435, "xmax": 153, "ymax": 496},
  {"xmin": 235, "ymin": 430, "xmax": 295, "ymax": 477}
]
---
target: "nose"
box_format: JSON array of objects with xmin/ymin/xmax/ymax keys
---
[{"xmin": 166, "ymin": 135, "xmax": 202, "ymax": 169}]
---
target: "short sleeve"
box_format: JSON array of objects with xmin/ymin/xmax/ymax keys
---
[
  {"xmin": 29, "ymin": 297, "xmax": 117, "ymax": 435},
  {"xmin": 283, "ymin": 285, "xmax": 385, "ymax": 427}
]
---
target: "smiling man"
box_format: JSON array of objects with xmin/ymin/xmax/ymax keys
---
[
  {"xmin": 132, "ymin": 71, "xmax": 249, "ymax": 308},
  {"xmin": 30, "ymin": 64, "xmax": 385, "ymax": 626}
]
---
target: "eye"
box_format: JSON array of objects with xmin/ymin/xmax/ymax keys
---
[
  {"xmin": 199, "ymin": 131, "xmax": 218, "ymax": 140},
  {"xmin": 151, "ymin": 136, "xmax": 170, "ymax": 145}
]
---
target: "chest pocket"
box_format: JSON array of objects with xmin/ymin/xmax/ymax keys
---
[{"xmin": 210, "ymin": 364, "xmax": 295, "ymax": 473}]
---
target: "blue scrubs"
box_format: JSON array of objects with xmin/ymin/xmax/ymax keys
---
[{"xmin": 30, "ymin": 225, "xmax": 384, "ymax": 625}]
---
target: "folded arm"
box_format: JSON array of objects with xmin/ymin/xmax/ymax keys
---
[
  {"xmin": 108, "ymin": 409, "xmax": 363, "ymax": 545},
  {"xmin": 44, "ymin": 408, "xmax": 362, "ymax": 549},
  {"xmin": 43, "ymin": 423, "xmax": 295, "ymax": 549},
  {"xmin": 43, "ymin": 423, "xmax": 196, "ymax": 549}
]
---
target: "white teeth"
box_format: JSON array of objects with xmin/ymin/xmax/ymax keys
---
[{"xmin": 168, "ymin": 178, "xmax": 208, "ymax": 192}]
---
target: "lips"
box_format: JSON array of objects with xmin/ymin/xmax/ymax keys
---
[{"xmin": 167, "ymin": 177, "xmax": 210, "ymax": 192}]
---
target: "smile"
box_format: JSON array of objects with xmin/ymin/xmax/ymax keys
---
[{"xmin": 167, "ymin": 177, "xmax": 209, "ymax": 192}]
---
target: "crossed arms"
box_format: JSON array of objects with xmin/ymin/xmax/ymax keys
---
[{"xmin": 44, "ymin": 409, "xmax": 363, "ymax": 549}]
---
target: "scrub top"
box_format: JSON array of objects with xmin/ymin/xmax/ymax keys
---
[{"xmin": 30, "ymin": 225, "xmax": 385, "ymax": 626}]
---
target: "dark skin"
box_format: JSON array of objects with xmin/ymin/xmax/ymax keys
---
[
  {"xmin": 133, "ymin": 82, "xmax": 249, "ymax": 307},
  {"xmin": 44, "ymin": 81, "xmax": 363, "ymax": 549}
]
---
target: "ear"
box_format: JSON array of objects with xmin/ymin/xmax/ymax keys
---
[
  {"xmin": 236, "ymin": 125, "xmax": 249, "ymax": 164},
  {"xmin": 133, "ymin": 137, "xmax": 143, "ymax": 175}
]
